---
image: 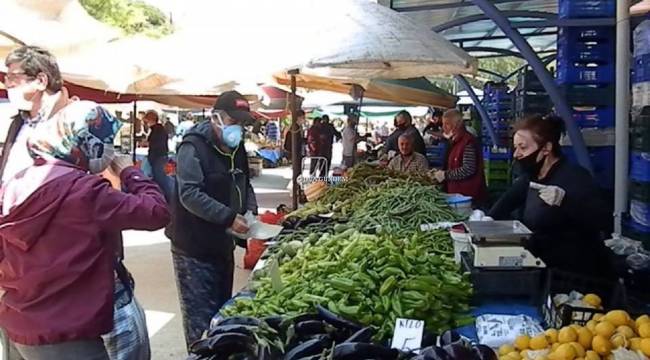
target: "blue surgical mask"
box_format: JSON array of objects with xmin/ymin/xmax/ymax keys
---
[{"xmin": 213, "ymin": 112, "xmax": 243, "ymax": 148}]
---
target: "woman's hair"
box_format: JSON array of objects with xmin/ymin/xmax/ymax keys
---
[{"xmin": 514, "ymin": 114, "xmax": 565, "ymax": 156}]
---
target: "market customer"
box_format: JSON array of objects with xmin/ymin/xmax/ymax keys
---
[
  {"xmin": 488, "ymin": 114, "xmax": 612, "ymax": 277},
  {"xmin": 387, "ymin": 133, "xmax": 429, "ymax": 173},
  {"xmin": 283, "ymin": 110, "xmax": 306, "ymax": 164},
  {"xmin": 143, "ymin": 110, "xmax": 171, "ymax": 200},
  {"xmin": 0, "ymin": 99, "xmax": 169, "ymax": 360},
  {"xmin": 341, "ymin": 115, "xmax": 360, "ymax": 168},
  {"xmin": 383, "ymin": 110, "xmax": 426, "ymax": 157},
  {"xmin": 320, "ymin": 115, "xmax": 341, "ymax": 175},
  {"xmin": 170, "ymin": 90, "xmax": 258, "ymax": 349},
  {"xmin": 432, "ymin": 109, "xmax": 486, "ymax": 204},
  {"xmin": 307, "ymin": 117, "xmax": 324, "ymax": 176}
]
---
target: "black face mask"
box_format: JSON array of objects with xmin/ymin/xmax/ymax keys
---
[
  {"xmin": 515, "ymin": 148, "xmax": 544, "ymax": 177},
  {"xmin": 396, "ymin": 123, "xmax": 408, "ymax": 130}
]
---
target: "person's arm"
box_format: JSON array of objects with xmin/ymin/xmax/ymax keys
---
[
  {"xmin": 175, "ymin": 143, "xmax": 238, "ymax": 225},
  {"xmin": 94, "ymin": 167, "xmax": 170, "ymax": 231},
  {"xmin": 333, "ymin": 126, "xmax": 342, "ymax": 141},
  {"xmin": 488, "ymin": 176, "xmax": 529, "ymax": 220},
  {"xmin": 444, "ymin": 145, "xmax": 478, "ymax": 181}
]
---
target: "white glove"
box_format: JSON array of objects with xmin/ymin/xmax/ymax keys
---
[
  {"xmin": 433, "ymin": 170, "xmax": 445, "ymax": 183},
  {"xmin": 531, "ymin": 182, "xmax": 566, "ymax": 207}
]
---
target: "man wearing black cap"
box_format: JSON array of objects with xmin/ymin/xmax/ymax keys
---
[{"xmin": 170, "ymin": 90, "xmax": 258, "ymax": 350}]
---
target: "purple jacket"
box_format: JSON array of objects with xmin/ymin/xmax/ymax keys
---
[{"xmin": 0, "ymin": 160, "xmax": 169, "ymax": 345}]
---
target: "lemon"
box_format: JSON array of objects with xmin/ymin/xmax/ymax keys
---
[
  {"xmin": 635, "ymin": 315, "xmax": 650, "ymax": 328},
  {"xmin": 500, "ymin": 344, "xmax": 516, "ymax": 356},
  {"xmin": 586, "ymin": 320, "xmax": 598, "ymax": 334},
  {"xmin": 575, "ymin": 358, "xmax": 584, "ymax": 360},
  {"xmin": 559, "ymin": 327, "xmax": 579, "ymax": 344},
  {"xmin": 605, "ymin": 310, "xmax": 630, "ymax": 327},
  {"xmin": 555, "ymin": 343, "xmax": 577, "ymax": 360},
  {"xmin": 583, "ymin": 294, "xmax": 601, "ymax": 307},
  {"xmin": 594, "ymin": 321, "xmax": 615, "ymax": 339},
  {"xmin": 521, "ymin": 350, "xmax": 530, "ymax": 359},
  {"xmin": 570, "ymin": 325, "xmax": 582, "ymax": 333},
  {"xmin": 577, "ymin": 327, "xmax": 593, "ymax": 349},
  {"xmin": 629, "ymin": 337, "xmax": 642, "ymax": 351},
  {"xmin": 610, "ymin": 333, "xmax": 627, "ymax": 349},
  {"xmin": 537, "ymin": 356, "xmax": 549, "ymax": 360},
  {"xmin": 530, "ymin": 334, "xmax": 550, "ymax": 350},
  {"xmin": 585, "ymin": 350, "xmax": 600, "ymax": 360},
  {"xmin": 516, "ymin": 335, "xmax": 531, "ymax": 350},
  {"xmin": 615, "ymin": 325, "xmax": 636, "ymax": 339},
  {"xmin": 546, "ymin": 329, "xmax": 559, "ymax": 344},
  {"xmin": 638, "ymin": 322, "xmax": 650, "ymax": 338},
  {"xmin": 592, "ymin": 335, "xmax": 612, "ymax": 356},
  {"xmin": 592, "ymin": 314, "xmax": 605, "ymax": 322},
  {"xmin": 641, "ymin": 338, "xmax": 650, "ymax": 356},
  {"xmin": 508, "ymin": 351, "xmax": 523, "ymax": 360},
  {"xmin": 570, "ymin": 342, "xmax": 586, "ymax": 358}
]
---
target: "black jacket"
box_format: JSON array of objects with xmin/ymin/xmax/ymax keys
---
[
  {"xmin": 489, "ymin": 158, "xmax": 612, "ymax": 277},
  {"xmin": 384, "ymin": 126, "xmax": 426, "ymax": 156},
  {"xmin": 170, "ymin": 121, "xmax": 257, "ymax": 261}
]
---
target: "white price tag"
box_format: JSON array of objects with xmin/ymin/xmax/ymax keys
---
[{"xmin": 391, "ymin": 318, "xmax": 424, "ymax": 353}]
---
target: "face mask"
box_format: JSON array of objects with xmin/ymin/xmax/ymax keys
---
[
  {"xmin": 213, "ymin": 112, "xmax": 242, "ymax": 148},
  {"xmin": 7, "ymin": 82, "xmax": 37, "ymax": 111},
  {"xmin": 515, "ymin": 148, "xmax": 544, "ymax": 177}
]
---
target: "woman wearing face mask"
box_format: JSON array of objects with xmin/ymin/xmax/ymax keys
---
[
  {"xmin": 0, "ymin": 102, "xmax": 170, "ymax": 359},
  {"xmin": 488, "ymin": 114, "xmax": 612, "ymax": 277}
]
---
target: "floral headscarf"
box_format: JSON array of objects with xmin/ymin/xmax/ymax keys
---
[{"xmin": 27, "ymin": 101, "xmax": 122, "ymax": 174}]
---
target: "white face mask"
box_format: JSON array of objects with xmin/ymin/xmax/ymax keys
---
[{"xmin": 7, "ymin": 82, "xmax": 37, "ymax": 111}]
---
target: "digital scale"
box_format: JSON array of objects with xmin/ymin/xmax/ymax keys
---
[{"xmin": 466, "ymin": 220, "xmax": 546, "ymax": 269}]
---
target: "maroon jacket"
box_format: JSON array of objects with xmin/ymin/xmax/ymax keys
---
[
  {"xmin": 446, "ymin": 130, "xmax": 487, "ymax": 203},
  {"xmin": 0, "ymin": 160, "xmax": 169, "ymax": 345}
]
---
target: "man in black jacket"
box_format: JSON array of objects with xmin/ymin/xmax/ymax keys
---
[{"xmin": 170, "ymin": 91, "xmax": 258, "ymax": 349}]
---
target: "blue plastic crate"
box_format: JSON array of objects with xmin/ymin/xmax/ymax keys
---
[
  {"xmin": 572, "ymin": 106, "xmax": 615, "ymax": 128},
  {"xmin": 563, "ymin": 145, "xmax": 614, "ymax": 189},
  {"xmin": 633, "ymin": 54, "xmax": 650, "ymax": 84},
  {"xmin": 556, "ymin": 62, "xmax": 614, "ymax": 85},
  {"xmin": 558, "ymin": 0, "xmax": 615, "ymax": 19},
  {"xmin": 558, "ymin": 26, "xmax": 614, "ymax": 44},
  {"xmin": 483, "ymin": 146, "xmax": 512, "ymax": 161},
  {"xmin": 631, "ymin": 152, "xmax": 650, "ymax": 182},
  {"xmin": 630, "ymin": 199, "xmax": 650, "ymax": 228},
  {"xmin": 558, "ymin": 42, "xmax": 613, "ymax": 64}
]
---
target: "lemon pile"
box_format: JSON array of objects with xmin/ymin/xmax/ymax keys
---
[{"xmin": 498, "ymin": 306, "xmax": 650, "ymax": 360}]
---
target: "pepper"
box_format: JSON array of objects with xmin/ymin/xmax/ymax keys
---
[{"xmin": 379, "ymin": 276, "xmax": 397, "ymax": 296}]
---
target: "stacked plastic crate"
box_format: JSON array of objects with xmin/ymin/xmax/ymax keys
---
[
  {"xmin": 556, "ymin": 0, "xmax": 616, "ymax": 190},
  {"xmin": 625, "ymin": 15, "xmax": 650, "ymax": 245},
  {"xmin": 514, "ymin": 69, "xmax": 552, "ymax": 118},
  {"xmin": 482, "ymin": 82, "xmax": 513, "ymax": 199}
]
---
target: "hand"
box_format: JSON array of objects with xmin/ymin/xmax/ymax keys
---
[
  {"xmin": 433, "ymin": 170, "xmax": 445, "ymax": 183},
  {"xmin": 230, "ymin": 214, "xmax": 250, "ymax": 234},
  {"xmin": 110, "ymin": 155, "xmax": 134, "ymax": 175},
  {"xmin": 537, "ymin": 185, "xmax": 566, "ymax": 206},
  {"xmin": 387, "ymin": 150, "xmax": 397, "ymax": 159}
]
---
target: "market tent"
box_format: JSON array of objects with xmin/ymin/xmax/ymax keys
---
[{"xmin": 274, "ymin": 73, "xmax": 457, "ymax": 108}]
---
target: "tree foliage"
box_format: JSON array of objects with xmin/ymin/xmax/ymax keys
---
[{"xmin": 80, "ymin": 0, "xmax": 173, "ymax": 38}]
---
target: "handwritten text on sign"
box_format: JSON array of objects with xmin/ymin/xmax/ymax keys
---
[{"xmin": 391, "ymin": 318, "xmax": 424, "ymax": 353}]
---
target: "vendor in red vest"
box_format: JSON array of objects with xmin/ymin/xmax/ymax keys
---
[{"xmin": 432, "ymin": 109, "xmax": 486, "ymax": 204}]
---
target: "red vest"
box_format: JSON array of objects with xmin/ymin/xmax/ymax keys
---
[{"xmin": 446, "ymin": 131, "xmax": 487, "ymax": 203}]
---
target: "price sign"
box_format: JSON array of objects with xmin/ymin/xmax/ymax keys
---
[{"xmin": 391, "ymin": 318, "xmax": 424, "ymax": 353}]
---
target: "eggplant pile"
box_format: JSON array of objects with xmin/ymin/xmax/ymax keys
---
[{"xmin": 406, "ymin": 330, "xmax": 498, "ymax": 360}]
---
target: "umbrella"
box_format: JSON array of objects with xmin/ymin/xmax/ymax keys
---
[{"xmin": 274, "ymin": 73, "xmax": 457, "ymax": 108}]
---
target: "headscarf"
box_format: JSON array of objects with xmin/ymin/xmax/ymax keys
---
[{"xmin": 27, "ymin": 101, "xmax": 122, "ymax": 174}]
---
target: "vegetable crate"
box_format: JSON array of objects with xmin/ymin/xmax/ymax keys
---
[
  {"xmin": 541, "ymin": 270, "xmax": 625, "ymax": 328},
  {"xmin": 571, "ymin": 106, "xmax": 614, "ymax": 129},
  {"xmin": 630, "ymin": 151, "xmax": 650, "ymax": 182},
  {"xmin": 558, "ymin": 0, "xmax": 615, "ymax": 19},
  {"xmin": 558, "ymin": 26, "xmax": 615, "ymax": 45},
  {"xmin": 633, "ymin": 54, "xmax": 650, "ymax": 84},
  {"xmin": 561, "ymin": 84, "xmax": 615, "ymax": 107},
  {"xmin": 556, "ymin": 62, "xmax": 614, "ymax": 85},
  {"xmin": 630, "ymin": 181, "xmax": 650, "ymax": 203},
  {"xmin": 517, "ymin": 70, "xmax": 544, "ymax": 92},
  {"xmin": 622, "ymin": 218, "xmax": 650, "ymax": 248}
]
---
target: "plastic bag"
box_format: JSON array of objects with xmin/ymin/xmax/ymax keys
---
[
  {"xmin": 476, "ymin": 314, "xmax": 544, "ymax": 348},
  {"xmin": 604, "ymin": 236, "xmax": 644, "ymax": 256},
  {"xmin": 228, "ymin": 212, "xmax": 283, "ymax": 240},
  {"xmin": 626, "ymin": 252, "xmax": 650, "ymax": 271}
]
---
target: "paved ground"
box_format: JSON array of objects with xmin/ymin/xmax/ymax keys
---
[{"xmin": 123, "ymin": 166, "xmax": 292, "ymax": 359}]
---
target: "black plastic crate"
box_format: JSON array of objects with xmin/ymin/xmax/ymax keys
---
[
  {"xmin": 517, "ymin": 70, "xmax": 545, "ymax": 92},
  {"xmin": 461, "ymin": 252, "xmax": 545, "ymax": 304},
  {"xmin": 542, "ymin": 270, "xmax": 625, "ymax": 328},
  {"xmin": 560, "ymin": 84, "xmax": 615, "ymax": 107},
  {"xmin": 631, "ymin": 127, "xmax": 650, "ymax": 152},
  {"xmin": 630, "ymin": 181, "xmax": 650, "ymax": 202},
  {"xmin": 515, "ymin": 93, "xmax": 552, "ymax": 113}
]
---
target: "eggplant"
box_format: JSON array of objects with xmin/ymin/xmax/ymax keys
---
[
  {"xmin": 421, "ymin": 332, "xmax": 437, "ymax": 348},
  {"xmin": 443, "ymin": 344, "xmax": 477, "ymax": 360},
  {"xmin": 290, "ymin": 313, "xmax": 321, "ymax": 324},
  {"xmin": 332, "ymin": 342, "xmax": 399, "ymax": 360},
  {"xmin": 438, "ymin": 330, "xmax": 461, "ymax": 347},
  {"xmin": 262, "ymin": 315, "xmax": 284, "ymax": 332},
  {"xmin": 343, "ymin": 327, "xmax": 374, "ymax": 343},
  {"xmin": 206, "ymin": 324, "xmax": 257, "ymax": 338},
  {"xmin": 420, "ymin": 346, "xmax": 453, "ymax": 360},
  {"xmin": 316, "ymin": 305, "xmax": 363, "ymax": 331},
  {"xmin": 283, "ymin": 338, "xmax": 331, "ymax": 360},
  {"xmin": 189, "ymin": 333, "xmax": 255, "ymax": 357},
  {"xmin": 472, "ymin": 345, "xmax": 498, "ymax": 360},
  {"xmin": 295, "ymin": 320, "xmax": 327, "ymax": 337},
  {"xmin": 216, "ymin": 316, "xmax": 261, "ymax": 327}
]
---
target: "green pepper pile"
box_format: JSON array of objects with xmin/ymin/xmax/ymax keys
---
[{"xmin": 222, "ymin": 227, "xmax": 472, "ymax": 341}]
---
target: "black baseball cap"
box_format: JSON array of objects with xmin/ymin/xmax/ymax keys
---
[{"xmin": 212, "ymin": 91, "xmax": 255, "ymax": 125}]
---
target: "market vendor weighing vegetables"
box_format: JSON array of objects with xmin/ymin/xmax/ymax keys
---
[{"xmin": 488, "ymin": 115, "xmax": 612, "ymax": 277}]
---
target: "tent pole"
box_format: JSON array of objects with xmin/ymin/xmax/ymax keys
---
[
  {"xmin": 614, "ymin": 0, "xmax": 631, "ymax": 234},
  {"xmin": 132, "ymin": 101, "xmax": 137, "ymax": 163},
  {"xmin": 290, "ymin": 71, "xmax": 300, "ymax": 210}
]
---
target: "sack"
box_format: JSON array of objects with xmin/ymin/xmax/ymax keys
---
[{"xmin": 102, "ymin": 261, "xmax": 151, "ymax": 360}]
